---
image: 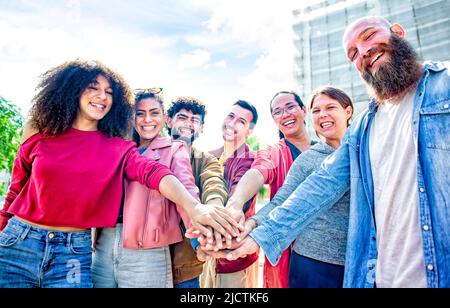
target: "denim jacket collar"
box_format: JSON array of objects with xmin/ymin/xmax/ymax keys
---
[{"xmin": 423, "ymin": 60, "xmax": 448, "ymax": 73}]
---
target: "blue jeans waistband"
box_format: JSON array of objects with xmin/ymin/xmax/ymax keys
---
[{"xmin": 8, "ymin": 217, "xmax": 91, "ymax": 242}]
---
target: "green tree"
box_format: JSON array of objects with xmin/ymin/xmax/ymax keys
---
[
  {"xmin": 0, "ymin": 96, "xmax": 24, "ymax": 195},
  {"xmin": 246, "ymin": 135, "xmax": 270, "ymax": 200},
  {"xmin": 246, "ymin": 135, "xmax": 261, "ymax": 151}
]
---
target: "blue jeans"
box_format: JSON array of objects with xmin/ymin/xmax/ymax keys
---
[
  {"xmin": 92, "ymin": 225, "xmax": 173, "ymax": 288},
  {"xmin": 174, "ymin": 277, "xmax": 200, "ymax": 288},
  {"xmin": 0, "ymin": 217, "xmax": 93, "ymax": 288},
  {"xmin": 288, "ymin": 252, "xmax": 344, "ymax": 288}
]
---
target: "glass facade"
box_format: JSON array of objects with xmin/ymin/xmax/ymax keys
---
[{"xmin": 293, "ymin": 0, "xmax": 450, "ymax": 121}]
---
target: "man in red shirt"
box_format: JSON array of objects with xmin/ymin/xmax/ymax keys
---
[{"xmin": 209, "ymin": 100, "xmax": 260, "ymax": 288}]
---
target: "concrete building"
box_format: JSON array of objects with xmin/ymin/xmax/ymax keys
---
[{"xmin": 293, "ymin": 0, "xmax": 450, "ymax": 119}]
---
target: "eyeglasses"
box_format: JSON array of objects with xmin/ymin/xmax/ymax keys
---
[{"xmin": 271, "ymin": 104, "xmax": 301, "ymax": 119}]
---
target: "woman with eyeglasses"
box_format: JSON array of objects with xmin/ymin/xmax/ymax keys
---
[
  {"xmin": 91, "ymin": 91, "xmax": 201, "ymax": 288},
  {"xmin": 0, "ymin": 60, "xmax": 239, "ymax": 288},
  {"xmin": 216, "ymin": 90, "xmax": 316, "ymax": 288},
  {"xmin": 214, "ymin": 86, "xmax": 354, "ymax": 288}
]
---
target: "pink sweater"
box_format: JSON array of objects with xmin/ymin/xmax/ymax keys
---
[{"xmin": 0, "ymin": 128, "xmax": 173, "ymax": 229}]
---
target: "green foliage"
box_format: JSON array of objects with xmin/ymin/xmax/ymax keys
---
[
  {"xmin": 245, "ymin": 135, "xmax": 270, "ymax": 200},
  {"xmin": 246, "ymin": 135, "xmax": 261, "ymax": 151},
  {"xmin": 160, "ymin": 125, "xmax": 170, "ymax": 138},
  {"xmin": 0, "ymin": 96, "xmax": 24, "ymax": 195},
  {"xmin": 258, "ymin": 184, "xmax": 270, "ymax": 200},
  {"xmin": 0, "ymin": 181, "xmax": 7, "ymax": 198}
]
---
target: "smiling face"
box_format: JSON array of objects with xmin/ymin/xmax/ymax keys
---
[
  {"xmin": 344, "ymin": 18, "xmax": 397, "ymax": 75},
  {"xmin": 77, "ymin": 75, "xmax": 113, "ymax": 127},
  {"xmin": 167, "ymin": 108, "xmax": 203, "ymax": 144},
  {"xmin": 222, "ymin": 104, "xmax": 254, "ymax": 146},
  {"xmin": 270, "ymin": 93, "xmax": 307, "ymax": 139},
  {"xmin": 343, "ymin": 17, "xmax": 421, "ymax": 101},
  {"xmin": 134, "ymin": 97, "xmax": 164, "ymax": 147},
  {"xmin": 311, "ymin": 94, "xmax": 352, "ymax": 147}
]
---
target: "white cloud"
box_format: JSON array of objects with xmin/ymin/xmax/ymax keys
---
[
  {"xmin": 187, "ymin": 0, "xmax": 297, "ymax": 49},
  {"xmin": 213, "ymin": 60, "xmax": 227, "ymax": 69},
  {"xmin": 184, "ymin": 0, "xmax": 299, "ymax": 148},
  {"xmin": 0, "ymin": 1, "xmax": 301, "ymax": 151},
  {"xmin": 0, "ymin": 6, "xmax": 179, "ymax": 116},
  {"xmin": 179, "ymin": 49, "xmax": 211, "ymax": 70},
  {"xmin": 178, "ymin": 50, "xmax": 227, "ymax": 71}
]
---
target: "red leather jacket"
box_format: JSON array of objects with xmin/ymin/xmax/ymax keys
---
[{"xmin": 122, "ymin": 136, "xmax": 199, "ymax": 249}]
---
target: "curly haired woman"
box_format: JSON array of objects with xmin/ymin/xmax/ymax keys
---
[{"xmin": 0, "ymin": 60, "xmax": 239, "ymax": 288}]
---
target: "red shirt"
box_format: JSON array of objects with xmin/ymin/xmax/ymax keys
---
[
  {"xmin": 251, "ymin": 139, "xmax": 295, "ymax": 288},
  {"xmin": 252, "ymin": 139, "xmax": 294, "ymax": 199},
  {"xmin": 0, "ymin": 128, "xmax": 173, "ymax": 229},
  {"xmin": 210, "ymin": 145, "xmax": 259, "ymax": 273}
]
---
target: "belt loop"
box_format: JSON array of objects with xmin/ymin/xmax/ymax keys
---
[
  {"xmin": 67, "ymin": 232, "xmax": 72, "ymax": 246},
  {"xmin": 20, "ymin": 224, "xmax": 31, "ymax": 240}
]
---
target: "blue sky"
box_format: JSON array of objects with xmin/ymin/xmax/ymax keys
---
[{"xmin": 0, "ymin": 0, "xmax": 300, "ymax": 149}]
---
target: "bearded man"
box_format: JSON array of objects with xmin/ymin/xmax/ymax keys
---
[
  {"xmin": 166, "ymin": 97, "xmax": 228, "ymax": 288},
  {"xmin": 213, "ymin": 16, "xmax": 450, "ymax": 288}
]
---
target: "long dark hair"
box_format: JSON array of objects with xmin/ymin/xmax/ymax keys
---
[
  {"xmin": 30, "ymin": 59, "xmax": 133, "ymax": 138},
  {"xmin": 132, "ymin": 92, "xmax": 164, "ymax": 147}
]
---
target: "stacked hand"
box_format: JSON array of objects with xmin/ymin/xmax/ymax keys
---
[
  {"xmin": 188, "ymin": 203, "xmax": 244, "ymax": 241},
  {"xmin": 186, "ymin": 202, "xmax": 261, "ymax": 261}
]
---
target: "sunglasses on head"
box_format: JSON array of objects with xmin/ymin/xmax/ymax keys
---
[{"xmin": 134, "ymin": 87, "xmax": 163, "ymax": 96}]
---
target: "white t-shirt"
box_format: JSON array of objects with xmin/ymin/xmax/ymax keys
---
[{"xmin": 369, "ymin": 89, "xmax": 427, "ymax": 288}]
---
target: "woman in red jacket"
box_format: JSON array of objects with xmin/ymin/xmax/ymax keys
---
[
  {"xmin": 92, "ymin": 90, "xmax": 200, "ymax": 288},
  {"xmin": 0, "ymin": 60, "xmax": 239, "ymax": 288}
]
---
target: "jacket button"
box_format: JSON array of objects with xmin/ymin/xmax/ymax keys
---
[
  {"xmin": 423, "ymin": 225, "xmax": 430, "ymax": 231},
  {"xmin": 427, "ymin": 264, "xmax": 434, "ymax": 271},
  {"xmin": 48, "ymin": 233, "xmax": 55, "ymax": 239},
  {"xmin": 419, "ymin": 188, "xmax": 425, "ymax": 193},
  {"xmin": 444, "ymin": 104, "xmax": 449, "ymax": 109}
]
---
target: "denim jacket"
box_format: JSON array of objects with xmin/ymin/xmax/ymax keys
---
[{"xmin": 250, "ymin": 61, "xmax": 450, "ymax": 288}]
